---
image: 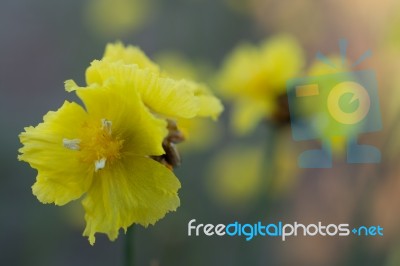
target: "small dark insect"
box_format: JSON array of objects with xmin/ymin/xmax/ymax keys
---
[{"xmin": 151, "ymin": 119, "xmax": 185, "ymax": 170}]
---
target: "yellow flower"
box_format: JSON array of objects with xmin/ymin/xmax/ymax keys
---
[
  {"xmin": 19, "ymin": 67, "xmax": 181, "ymax": 245},
  {"xmin": 19, "ymin": 42, "xmax": 223, "ymax": 245},
  {"xmin": 217, "ymin": 34, "xmax": 304, "ymax": 135},
  {"xmin": 84, "ymin": 0, "xmax": 152, "ymax": 37}
]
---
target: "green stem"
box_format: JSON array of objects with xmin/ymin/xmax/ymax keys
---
[
  {"xmin": 264, "ymin": 124, "xmax": 278, "ymax": 194},
  {"xmin": 250, "ymin": 123, "xmax": 279, "ymax": 216},
  {"xmin": 124, "ymin": 226, "xmax": 135, "ymax": 266}
]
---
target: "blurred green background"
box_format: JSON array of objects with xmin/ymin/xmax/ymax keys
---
[{"xmin": 1, "ymin": 0, "xmax": 400, "ymax": 265}]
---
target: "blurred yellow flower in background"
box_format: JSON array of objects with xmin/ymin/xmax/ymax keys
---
[
  {"xmin": 206, "ymin": 134, "xmax": 299, "ymax": 210},
  {"xmin": 267, "ymin": 130, "xmax": 299, "ymax": 197},
  {"xmin": 84, "ymin": 0, "xmax": 152, "ymax": 37},
  {"xmin": 217, "ymin": 34, "xmax": 304, "ymax": 135},
  {"xmin": 206, "ymin": 146, "xmax": 263, "ymax": 209}
]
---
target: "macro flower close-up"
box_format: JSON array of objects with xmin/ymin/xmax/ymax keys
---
[
  {"xmin": 3, "ymin": 1, "xmax": 400, "ymax": 265},
  {"xmin": 18, "ymin": 42, "xmax": 223, "ymax": 245},
  {"xmin": 19, "ymin": 70, "xmax": 181, "ymax": 245}
]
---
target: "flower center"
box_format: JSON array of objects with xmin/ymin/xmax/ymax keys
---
[{"xmin": 63, "ymin": 118, "xmax": 124, "ymax": 172}]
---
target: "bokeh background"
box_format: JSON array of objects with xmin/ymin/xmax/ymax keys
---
[{"xmin": 1, "ymin": 0, "xmax": 400, "ymax": 265}]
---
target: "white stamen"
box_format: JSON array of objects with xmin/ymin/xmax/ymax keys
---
[
  {"xmin": 101, "ymin": 119, "xmax": 112, "ymax": 134},
  {"xmin": 63, "ymin": 138, "xmax": 81, "ymax": 150},
  {"xmin": 95, "ymin": 158, "xmax": 106, "ymax": 172}
]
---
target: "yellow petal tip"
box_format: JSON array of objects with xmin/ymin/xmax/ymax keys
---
[{"xmin": 65, "ymin": 80, "xmax": 79, "ymax": 92}]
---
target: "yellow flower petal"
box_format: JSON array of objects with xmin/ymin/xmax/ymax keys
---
[
  {"xmin": 82, "ymin": 156, "xmax": 181, "ymax": 245},
  {"xmin": 85, "ymin": 60, "xmax": 143, "ymax": 89},
  {"xmin": 188, "ymin": 82, "xmax": 223, "ymax": 120},
  {"xmin": 76, "ymin": 84, "xmax": 167, "ymax": 156},
  {"xmin": 86, "ymin": 60, "xmax": 201, "ymax": 119},
  {"xmin": 198, "ymin": 95, "xmax": 224, "ymax": 120},
  {"xmin": 86, "ymin": 44, "xmax": 224, "ymax": 122},
  {"xmin": 18, "ymin": 102, "xmax": 93, "ymax": 205},
  {"xmin": 147, "ymin": 77, "xmax": 200, "ymax": 118},
  {"xmin": 64, "ymin": 79, "xmax": 80, "ymax": 92},
  {"xmin": 103, "ymin": 42, "xmax": 160, "ymax": 72}
]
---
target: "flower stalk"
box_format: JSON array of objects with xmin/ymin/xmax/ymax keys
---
[{"xmin": 124, "ymin": 226, "xmax": 135, "ymax": 266}]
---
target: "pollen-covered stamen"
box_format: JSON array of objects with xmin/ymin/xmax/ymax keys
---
[
  {"xmin": 95, "ymin": 158, "xmax": 106, "ymax": 172},
  {"xmin": 79, "ymin": 118, "xmax": 124, "ymax": 172},
  {"xmin": 63, "ymin": 138, "xmax": 81, "ymax": 150},
  {"xmin": 101, "ymin": 119, "xmax": 112, "ymax": 134}
]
